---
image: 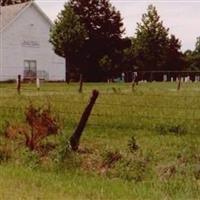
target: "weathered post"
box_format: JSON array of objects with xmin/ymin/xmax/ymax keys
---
[
  {"xmin": 69, "ymin": 90, "xmax": 99, "ymax": 151},
  {"xmin": 36, "ymin": 78, "xmax": 40, "ymax": 91},
  {"xmin": 177, "ymin": 74, "xmax": 181, "ymax": 91},
  {"xmin": 79, "ymin": 74, "xmax": 83, "ymax": 93},
  {"xmin": 131, "ymin": 74, "xmax": 136, "ymax": 92},
  {"xmin": 131, "ymin": 72, "xmax": 138, "ymax": 91},
  {"xmin": 17, "ymin": 74, "xmax": 21, "ymax": 94}
]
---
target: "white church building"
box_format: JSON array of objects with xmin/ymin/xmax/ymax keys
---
[{"xmin": 0, "ymin": 1, "xmax": 65, "ymax": 81}]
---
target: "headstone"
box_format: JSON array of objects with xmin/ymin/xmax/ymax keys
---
[
  {"xmin": 163, "ymin": 74, "xmax": 167, "ymax": 82},
  {"xmin": 121, "ymin": 72, "xmax": 125, "ymax": 82},
  {"xmin": 195, "ymin": 76, "xmax": 199, "ymax": 82},
  {"xmin": 36, "ymin": 78, "xmax": 40, "ymax": 90}
]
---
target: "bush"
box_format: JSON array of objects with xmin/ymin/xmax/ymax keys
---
[{"xmin": 4, "ymin": 104, "xmax": 59, "ymax": 151}]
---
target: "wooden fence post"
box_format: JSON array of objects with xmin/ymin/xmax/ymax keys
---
[
  {"xmin": 36, "ymin": 78, "xmax": 40, "ymax": 91},
  {"xmin": 131, "ymin": 72, "xmax": 137, "ymax": 92},
  {"xmin": 17, "ymin": 74, "xmax": 21, "ymax": 94},
  {"xmin": 79, "ymin": 74, "xmax": 83, "ymax": 93},
  {"xmin": 177, "ymin": 75, "xmax": 181, "ymax": 91},
  {"xmin": 69, "ymin": 90, "xmax": 99, "ymax": 151}
]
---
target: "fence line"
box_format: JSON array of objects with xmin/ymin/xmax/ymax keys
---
[
  {"xmin": 0, "ymin": 96, "xmax": 200, "ymax": 111},
  {"xmin": 0, "ymin": 104, "xmax": 199, "ymax": 122},
  {"xmin": 0, "ymin": 83, "xmax": 200, "ymax": 131},
  {"xmin": 1, "ymin": 86, "xmax": 200, "ymax": 99}
]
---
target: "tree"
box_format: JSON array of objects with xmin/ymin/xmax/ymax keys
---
[
  {"xmin": 1, "ymin": 0, "xmax": 30, "ymax": 6},
  {"xmin": 49, "ymin": 3, "xmax": 87, "ymax": 82},
  {"xmin": 99, "ymin": 55, "xmax": 113, "ymax": 81},
  {"xmin": 69, "ymin": 0, "xmax": 127, "ymax": 81},
  {"xmin": 184, "ymin": 37, "xmax": 200, "ymax": 71},
  {"xmin": 121, "ymin": 37, "xmax": 137, "ymax": 72},
  {"xmin": 164, "ymin": 34, "xmax": 185, "ymax": 71},
  {"xmin": 194, "ymin": 37, "xmax": 200, "ymax": 54},
  {"xmin": 133, "ymin": 4, "xmax": 183, "ymax": 72}
]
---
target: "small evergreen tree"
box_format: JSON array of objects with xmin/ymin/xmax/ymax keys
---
[{"xmin": 134, "ymin": 4, "xmax": 183, "ymax": 72}]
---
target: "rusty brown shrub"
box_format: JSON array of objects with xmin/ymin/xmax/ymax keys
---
[
  {"xmin": 4, "ymin": 104, "xmax": 59, "ymax": 151},
  {"xmin": 25, "ymin": 104, "xmax": 59, "ymax": 150}
]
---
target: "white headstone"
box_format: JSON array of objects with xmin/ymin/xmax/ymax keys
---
[
  {"xmin": 121, "ymin": 72, "xmax": 125, "ymax": 82},
  {"xmin": 163, "ymin": 74, "xmax": 167, "ymax": 82},
  {"xmin": 36, "ymin": 78, "xmax": 40, "ymax": 90}
]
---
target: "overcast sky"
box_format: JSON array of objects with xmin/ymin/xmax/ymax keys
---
[{"xmin": 36, "ymin": 0, "xmax": 200, "ymax": 51}]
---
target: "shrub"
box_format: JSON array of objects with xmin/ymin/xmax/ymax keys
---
[{"xmin": 4, "ymin": 104, "xmax": 59, "ymax": 151}]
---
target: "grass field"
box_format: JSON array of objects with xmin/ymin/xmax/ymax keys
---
[{"xmin": 0, "ymin": 82, "xmax": 200, "ymax": 200}]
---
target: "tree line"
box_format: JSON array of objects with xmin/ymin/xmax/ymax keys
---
[{"xmin": 3, "ymin": 0, "xmax": 200, "ymax": 82}]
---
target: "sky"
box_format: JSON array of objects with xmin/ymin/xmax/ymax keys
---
[{"xmin": 36, "ymin": 0, "xmax": 200, "ymax": 51}]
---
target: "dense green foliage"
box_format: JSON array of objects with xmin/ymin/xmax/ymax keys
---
[
  {"xmin": 49, "ymin": 3, "xmax": 87, "ymax": 82},
  {"xmin": 49, "ymin": 2, "xmax": 199, "ymax": 81},
  {"xmin": 68, "ymin": 0, "xmax": 130, "ymax": 81},
  {"xmin": 131, "ymin": 5, "xmax": 184, "ymax": 72},
  {"xmin": 184, "ymin": 37, "xmax": 200, "ymax": 70}
]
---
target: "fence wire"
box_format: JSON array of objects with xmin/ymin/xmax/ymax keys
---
[{"xmin": 0, "ymin": 83, "xmax": 200, "ymax": 132}]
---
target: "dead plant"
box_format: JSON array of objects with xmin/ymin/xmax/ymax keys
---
[{"xmin": 25, "ymin": 104, "xmax": 59, "ymax": 150}]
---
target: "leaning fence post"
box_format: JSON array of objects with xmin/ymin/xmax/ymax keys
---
[
  {"xmin": 79, "ymin": 74, "xmax": 83, "ymax": 93},
  {"xmin": 17, "ymin": 74, "xmax": 21, "ymax": 94},
  {"xmin": 69, "ymin": 90, "xmax": 99, "ymax": 151},
  {"xmin": 177, "ymin": 75, "xmax": 181, "ymax": 91}
]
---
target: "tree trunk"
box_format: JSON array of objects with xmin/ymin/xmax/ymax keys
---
[{"xmin": 69, "ymin": 90, "xmax": 99, "ymax": 151}]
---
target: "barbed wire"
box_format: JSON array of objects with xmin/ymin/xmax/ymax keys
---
[
  {"xmin": 0, "ymin": 96, "xmax": 199, "ymax": 111},
  {"xmin": 1, "ymin": 86, "xmax": 200, "ymax": 99},
  {"xmin": 0, "ymin": 105, "xmax": 199, "ymax": 122},
  {"xmin": 0, "ymin": 83, "xmax": 200, "ymax": 130}
]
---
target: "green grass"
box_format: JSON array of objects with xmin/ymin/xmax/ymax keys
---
[{"xmin": 0, "ymin": 82, "xmax": 200, "ymax": 199}]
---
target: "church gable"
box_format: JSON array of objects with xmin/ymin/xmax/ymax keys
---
[
  {"xmin": 0, "ymin": 2, "xmax": 30, "ymax": 31},
  {"xmin": 0, "ymin": 2, "xmax": 52, "ymax": 32}
]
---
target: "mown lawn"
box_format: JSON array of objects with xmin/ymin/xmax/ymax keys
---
[{"xmin": 0, "ymin": 82, "xmax": 200, "ymax": 199}]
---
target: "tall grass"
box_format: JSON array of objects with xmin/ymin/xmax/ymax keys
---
[{"xmin": 0, "ymin": 82, "xmax": 200, "ymax": 199}]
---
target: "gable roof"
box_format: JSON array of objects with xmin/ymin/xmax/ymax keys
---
[{"xmin": 0, "ymin": 1, "xmax": 52, "ymax": 32}]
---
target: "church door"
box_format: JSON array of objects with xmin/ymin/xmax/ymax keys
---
[{"xmin": 24, "ymin": 60, "xmax": 37, "ymax": 80}]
